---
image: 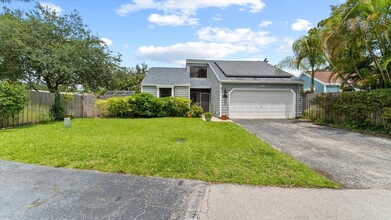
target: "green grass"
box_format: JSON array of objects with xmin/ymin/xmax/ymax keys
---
[{"xmin": 0, "ymin": 118, "xmax": 339, "ymax": 188}]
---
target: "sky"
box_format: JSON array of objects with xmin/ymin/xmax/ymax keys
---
[{"xmin": 1, "ymin": 0, "xmax": 344, "ymax": 75}]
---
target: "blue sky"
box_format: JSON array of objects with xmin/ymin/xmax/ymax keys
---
[{"xmin": 1, "ymin": 0, "xmax": 343, "ymax": 73}]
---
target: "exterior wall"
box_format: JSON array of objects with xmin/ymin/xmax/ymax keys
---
[
  {"xmin": 325, "ymin": 85, "xmax": 341, "ymax": 93},
  {"xmin": 142, "ymin": 86, "xmax": 157, "ymax": 97},
  {"xmin": 300, "ymin": 74, "xmax": 326, "ymax": 93},
  {"xmin": 207, "ymin": 66, "xmax": 221, "ymax": 116},
  {"xmin": 174, "ymin": 86, "xmax": 190, "ymax": 98},
  {"xmin": 221, "ymin": 83, "xmax": 302, "ymax": 118}
]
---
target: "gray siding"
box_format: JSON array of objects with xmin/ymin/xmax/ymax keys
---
[
  {"xmin": 142, "ymin": 86, "xmax": 157, "ymax": 97},
  {"xmin": 208, "ymin": 66, "xmax": 221, "ymax": 116},
  {"xmin": 221, "ymin": 83, "xmax": 302, "ymax": 117},
  {"xmin": 296, "ymin": 84, "xmax": 303, "ymax": 117},
  {"xmin": 174, "ymin": 86, "xmax": 189, "ymax": 98}
]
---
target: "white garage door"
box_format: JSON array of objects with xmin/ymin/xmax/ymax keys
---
[{"xmin": 229, "ymin": 89, "xmax": 295, "ymax": 119}]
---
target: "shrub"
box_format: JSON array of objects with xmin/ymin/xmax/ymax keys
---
[
  {"xmin": 188, "ymin": 105, "xmax": 203, "ymax": 118},
  {"xmin": 0, "ymin": 82, "xmax": 29, "ymax": 121},
  {"xmin": 95, "ymin": 93, "xmax": 192, "ymax": 118},
  {"xmin": 160, "ymin": 97, "xmax": 191, "ymax": 117},
  {"xmin": 131, "ymin": 93, "xmax": 162, "ymax": 117},
  {"xmin": 51, "ymin": 93, "xmax": 66, "ymax": 120},
  {"xmin": 95, "ymin": 97, "xmax": 133, "ymax": 118},
  {"xmin": 311, "ymin": 89, "xmax": 391, "ymax": 133}
]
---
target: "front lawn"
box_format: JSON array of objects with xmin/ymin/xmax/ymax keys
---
[{"xmin": 0, "ymin": 118, "xmax": 338, "ymax": 188}]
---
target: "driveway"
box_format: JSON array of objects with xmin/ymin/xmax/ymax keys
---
[{"xmin": 235, "ymin": 119, "xmax": 391, "ymax": 189}]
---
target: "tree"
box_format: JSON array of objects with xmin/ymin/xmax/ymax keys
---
[
  {"xmin": 319, "ymin": 0, "xmax": 391, "ymax": 89},
  {"xmin": 0, "ymin": 82, "xmax": 29, "ymax": 122},
  {"xmin": 0, "ymin": 4, "xmax": 121, "ymax": 93},
  {"xmin": 110, "ymin": 63, "xmax": 148, "ymax": 92},
  {"xmin": 278, "ymin": 28, "xmax": 326, "ymax": 93}
]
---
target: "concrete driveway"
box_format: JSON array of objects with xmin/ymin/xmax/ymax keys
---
[{"xmin": 234, "ymin": 119, "xmax": 391, "ymax": 189}]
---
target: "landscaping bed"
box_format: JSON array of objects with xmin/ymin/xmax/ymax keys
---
[{"xmin": 0, "ymin": 118, "xmax": 338, "ymax": 188}]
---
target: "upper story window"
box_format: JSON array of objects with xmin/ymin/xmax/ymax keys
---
[{"xmin": 190, "ymin": 66, "xmax": 207, "ymax": 78}]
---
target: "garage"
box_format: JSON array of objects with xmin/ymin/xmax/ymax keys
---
[{"xmin": 229, "ymin": 89, "xmax": 296, "ymax": 119}]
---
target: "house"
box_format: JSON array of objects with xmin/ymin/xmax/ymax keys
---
[
  {"xmin": 299, "ymin": 71, "xmax": 342, "ymax": 93},
  {"xmin": 141, "ymin": 59, "xmax": 304, "ymax": 119}
]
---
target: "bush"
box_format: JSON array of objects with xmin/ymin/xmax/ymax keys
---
[
  {"xmin": 0, "ymin": 82, "xmax": 29, "ymax": 121},
  {"xmin": 311, "ymin": 89, "xmax": 391, "ymax": 134},
  {"xmin": 188, "ymin": 105, "xmax": 203, "ymax": 118},
  {"xmin": 51, "ymin": 93, "xmax": 66, "ymax": 120},
  {"xmin": 95, "ymin": 93, "xmax": 192, "ymax": 118}
]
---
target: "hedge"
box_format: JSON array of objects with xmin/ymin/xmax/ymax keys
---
[
  {"xmin": 95, "ymin": 93, "xmax": 200, "ymax": 118},
  {"xmin": 311, "ymin": 89, "xmax": 391, "ymax": 134}
]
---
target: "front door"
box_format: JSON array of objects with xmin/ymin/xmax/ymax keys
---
[{"xmin": 200, "ymin": 93, "xmax": 210, "ymax": 112}]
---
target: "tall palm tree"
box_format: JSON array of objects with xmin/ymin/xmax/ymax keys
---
[{"xmin": 278, "ymin": 28, "xmax": 326, "ymax": 93}]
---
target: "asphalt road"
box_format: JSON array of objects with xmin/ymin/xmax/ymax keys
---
[
  {"xmin": 0, "ymin": 160, "xmax": 207, "ymax": 220},
  {"xmin": 2, "ymin": 160, "xmax": 391, "ymax": 220},
  {"xmin": 234, "ymin": 119, "xmax": 391, "ymax": 189}
]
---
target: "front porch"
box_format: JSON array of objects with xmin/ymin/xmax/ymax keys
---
[{"xmin": 190, "ymin": 89, "xmax": 211, "ymax": 112}]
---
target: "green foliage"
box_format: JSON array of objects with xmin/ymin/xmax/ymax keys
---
[
  {"xmin": 108, "ymin": 63, "xmax": 147, "ymax": 93},
  {"xmin": 95, "ymin": 93, "xmax": 192, "ymax": 118},
  {"xmin": 50, "ymin": 93, "xmax": 66, "ymax": 121},
  {"xmin": 188, "ymin": 105, "xmax": 203, "ymax": 118},
  {"xmin": 0, "ymin": 82, "xmax": 29, "ymax": 120},
  {"xmin": 0, "ymin": 4, "xmax": 120, "ymax": 93},
  {"xmin": 204, "ymin": 112, "xmax": 213, "ymax": 121},
  {"xmin": 311, "ymin": 89, "xmax": 391, "ymax": 134}
]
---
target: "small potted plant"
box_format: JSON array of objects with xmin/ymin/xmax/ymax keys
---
[
  {"xmin": 221, "ymin": 114, "xmax": 228, "ymax": 120},
  {"xmin": 204, "ymin": 112, "xmax": 213, "ymax": 122}
]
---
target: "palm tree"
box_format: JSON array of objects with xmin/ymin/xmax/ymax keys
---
[{"xmin": 278, "ymin": 28, "xmax": 326, "ymax": 93}]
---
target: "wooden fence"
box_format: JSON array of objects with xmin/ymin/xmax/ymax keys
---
[{"xmin": 1, "ymin": 91, "xmax": 100, "ymax": 128}]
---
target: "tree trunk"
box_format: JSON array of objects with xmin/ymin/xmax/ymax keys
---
[{"xmin": 310, "ymin": 69, "xmax": 315, "ymax": 93}]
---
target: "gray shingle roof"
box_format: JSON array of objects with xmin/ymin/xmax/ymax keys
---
[{"xmin": 141, "ymin": 67, "xmax": 189, "ymax": 86}]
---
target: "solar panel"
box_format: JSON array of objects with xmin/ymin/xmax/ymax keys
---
[{"xmin": 214, "ymin": 61, "xmax": 292, "ymax": 78}]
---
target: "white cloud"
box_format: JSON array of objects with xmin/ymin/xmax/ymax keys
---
[
  {"xmin": 212, "ymin": 14, "xmax": 223, "ymax": 21},
  {"xmin": 101, "ymin": 38, "xmax": 113, "ymax": 46},
  {"xmin": 259, "ymin": 20, "xmax": 273, "ymax": 27},
  {"xmin": 136, "ymin": 42, "xmax": 254, "ymax": 65},
  {"xmin": 116, "ymin": 0, "xmax": 266, "ymax": 16},
  {"xmin": 39, "ymin": 2, "xmax": 63, "ymax": 15},
  {"xmin": 276, "ymin": 38, "xmax": 294, "ymax": 53},
  {"xmin": 148, "ymin": 13, "xmax": 198, "ymax": 26},
  {"xmin": 197, "ymin": 26, "xmax": 277, "ymax": 46},
  {"xmin": 291, "ymin": 19, "xmax": 312, "ymax": 31}
]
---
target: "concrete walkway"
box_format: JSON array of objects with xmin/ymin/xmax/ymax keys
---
[{"xmin": 2, "ymin": 160, "xmax": 391, "ymax": 220}]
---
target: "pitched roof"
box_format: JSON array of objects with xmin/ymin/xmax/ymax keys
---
[
  {"xmin": 311, "ymin": 71, "xmax": 343, "ymax": 84},
  {"xmin": 214, "ymin": 60, "xmax": 292, "ymax": 78},
  {"xmin": 141, "ymin": 67, "xmax": 188, "ymax": 86},
  {"xmin": 188, "ymin": 59, "xmax": 302, "ymax": 83}
]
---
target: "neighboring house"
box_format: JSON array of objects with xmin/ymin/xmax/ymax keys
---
[
  {"xmin": 141, "ymin": 59, "xmax": 304, "ymax": 119},
  {"xmin": 299, "ymin": 71, "xmax": 342, "ymax": 93}
]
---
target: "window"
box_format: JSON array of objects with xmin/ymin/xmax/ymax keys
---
[
  {"xmin": 159, "ymin": 88, "xmax": 172, "ymax": 97},
  {"xmin": 190, "ymin": 66, "xmax": 207, "ymax": 78}
]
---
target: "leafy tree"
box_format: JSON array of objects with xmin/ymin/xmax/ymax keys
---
[
  {"xmin": 110, "ymin": 63, "xmax": 147, "ymax": 92},
  {"xmin": 0, "ymin": 82, "xmax": 29, "ymax": 121},
  {"xmin": 278, "ymin": 28, "xmax": 326, "ymax": 93},
  {"xmin": 0, "ymin": 4, "xmax": 121, "ymax": 93},
  {"xmin": 319, "ymin": 0, "xmax": 391, "ymax": 89}
]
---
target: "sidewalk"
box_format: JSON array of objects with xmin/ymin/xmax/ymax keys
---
[{"xmin": 195, "ymin": 184, "xmax": 391, "ymax": 220}]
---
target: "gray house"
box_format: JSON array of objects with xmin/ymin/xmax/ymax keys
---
[{"xmin": 141, "ymin": 59, "xmax": 303, "ymax": 119}]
